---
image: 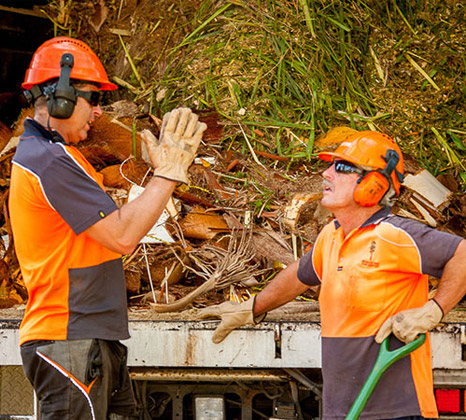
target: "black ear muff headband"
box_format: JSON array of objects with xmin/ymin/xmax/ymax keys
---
[
  {"xmin": 23, "ymin": 53, "xmax": 77, "ymax": 120},
  {"xmin": 23, "ymin": 85, "xmax": 43, "ymax": 104},
  {"xmin": 380, "ymin": 149, "xmax": 404, "ymax": 185},
  {"xmin": 45, "ymin": 53, "xmax": 77, "ymax": 119}
]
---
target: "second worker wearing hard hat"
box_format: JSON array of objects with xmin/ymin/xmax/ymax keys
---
[
  {"xmin": 10, "ymin": 37, "xmax": 206, "ymax": 419},
  {"xmin": 200, "ymin": 130, "xmax": 466, "ymax": 420}
]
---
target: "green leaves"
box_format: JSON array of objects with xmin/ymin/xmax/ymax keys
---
[{"xmin": 150, "ymin": 0, "xmax": 465, "ymax": 188}]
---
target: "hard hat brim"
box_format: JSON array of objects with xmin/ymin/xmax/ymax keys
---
[{"xmin": 318, "ymin": 151, "xmax": 361, "ymax": 167}]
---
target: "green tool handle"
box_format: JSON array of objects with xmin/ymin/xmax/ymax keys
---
[{"xmin": 345, "ymin": 333, "xmax": 426, "ymax": 420}]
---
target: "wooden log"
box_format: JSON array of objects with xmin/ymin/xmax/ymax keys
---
[
  {"xmin": 79, "ymin": 113, "xmax": 143, "ymax": 166},
  {"xmin": 252, "ymin": 230, "xmax": 294, "ymax": 267},
  {"xmin": 282, "ymin": 192, "xmax": 322, "ymax": 231},
  {"xmin": 179, "ymin": 208, "xmax": 229, "ymax": 240},
  {"xmin": 99, "ymin": 160, "xmax": 151, "ymax": 188},
  {"xmin": 0, "ymin": 122, "xmax": 12, "ymax": 154},
  {"xmin": 403, "ymin": 169, "xmax": 453, "ymax": 211},
  {"xmin": 12, "ymin": 107, "xmax": 34, "ymax": 137}
]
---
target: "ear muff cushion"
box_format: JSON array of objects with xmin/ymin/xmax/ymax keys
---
[
  {"xmin": 47, "ymin": 94, "xmax": 76, "ymax": 119},
  {"xmin": 354, "ymin": 171, "xmax": 390, "ymax": 207}
]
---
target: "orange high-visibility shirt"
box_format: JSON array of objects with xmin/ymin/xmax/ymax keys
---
[
  {"xmin": 298, "ymin": 207, "xmax": 462, "ymax": 420},
  {"xmin": 9, "ymin": 119, "xmax": 129, "ymax": 345}
]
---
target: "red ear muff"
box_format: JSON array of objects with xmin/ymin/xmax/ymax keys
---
[{"xmin": 353, "ymin": 171, "xmax": 390, "ymax": 207}]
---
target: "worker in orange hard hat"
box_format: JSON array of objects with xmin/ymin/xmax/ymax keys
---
[
  {"xmin": 21, "ymin": 36, "xmax": 117, "ymax": 144},
  {"xmin": 318, "ymin": 130, "xmax": 405, "ymax": 208},
  {"xmin": 200, "ymin": 129, "xmax": 466, "ymax": 420},
  {"xmin": 10, "ymin": 37, "xmax": 207, "ymax": 419},
  {"xmin": 22, "ymin": 37, "xmax": 118, "ymax": 91}
]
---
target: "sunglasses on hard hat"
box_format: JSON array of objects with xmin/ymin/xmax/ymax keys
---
[
  {"xmin": 76, "ymin": 90, "xmax": 101, "ymax": 107},
  {"xmin": 332, "ymin": 160, "xmax": 365, "ymax": 175}
]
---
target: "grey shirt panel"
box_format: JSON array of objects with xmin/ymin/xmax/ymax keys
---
[
  {"xmin": 13, "ymin": 119, "xmax": 118, "ymax": 235},
  {"xmin": 385, "ymin": 215, "xmax": 462, "ymax": 278},
  {"xmin": 297, "ymin": 246, "xmax": 321, "ymax": 286},
  {"xmin": 322, "ymin": 336, "xmax": 420, "ymax": 420},
  {"xmin": 68, "ymin": 259, "xmax": 129, "ymax": 341},
  {"xmin": 39, "ymin": 152, "xmax": 118, "ymax": 235}
]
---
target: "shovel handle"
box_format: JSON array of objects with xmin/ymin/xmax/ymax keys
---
[{"xmin": 345, "ymin": 333, "xmax": 426, "ymax": 420}]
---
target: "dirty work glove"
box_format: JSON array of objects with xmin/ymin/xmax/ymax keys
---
[
  {"xmin": 198, "ymin": 297, "xmax": 266, "ymax": 344},
  {"xmin": 141, "ymin": 107, "xmax": 207, "ymax": 184},
  {"xmin": 375, "ymin": 300, "xmax": 443, "ymax": 344}
]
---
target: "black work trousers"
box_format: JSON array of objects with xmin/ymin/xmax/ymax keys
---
[{"xmin": 21, "ymin": 339, "xmax": 137, "ymax": 420}]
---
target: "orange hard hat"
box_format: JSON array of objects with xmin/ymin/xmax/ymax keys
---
[
  {"xmin": 22, "ymin": 37, "xmax": 117, "ymax": 91},
  {"xmin": 319, "ymin": 130, "xmax": 404, "ymax": 194}
]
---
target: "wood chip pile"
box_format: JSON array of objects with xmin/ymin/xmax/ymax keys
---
[
  {"xmin": 0, "ymin": 102, "xmax": 463, "ymax": 310},
  {"xmin": 0, "ymin": 0, "xmax": 465, "ymax": 310}
]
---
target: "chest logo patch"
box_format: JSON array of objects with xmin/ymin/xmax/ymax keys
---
[{"xmin": 361, "ymin": 240, "xmax": 379, "ymax": 267}]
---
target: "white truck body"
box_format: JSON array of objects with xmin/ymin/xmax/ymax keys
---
[{"xmin": 1, "ymin": 307, "xmax": 466, "ymax": 419}]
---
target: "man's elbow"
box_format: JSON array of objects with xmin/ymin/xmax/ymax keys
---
[
  {"xmin": 84, "ymin": 225, "xmax": 138, "ymax": 255},
  {"xmin": 457, "ymin": 239, "xmax": 466, "ymax": 255},
  {"xmin": 110, "ymin": 238, "xmax": 138, "ymax": 255},
  {"xmin": 450, "ymin": 239, "xmax": 466, "ymax": 263}
]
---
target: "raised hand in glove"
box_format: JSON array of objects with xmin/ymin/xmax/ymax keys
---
[
  {"xmin": 198, "ymin": 297, "xmax": 266, "ymax": 344},
  {"xmin": 375, "ymin": 300, "xmax": 443, "ymax": 344},
  {"xmin": 141, "ymin": 107, "xmax": 207, "ymax": 184}
]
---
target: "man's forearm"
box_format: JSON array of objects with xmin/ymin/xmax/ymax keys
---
[
  {"xmin": 86, "ymin": 176, "xmax": 176, "ymax": 254},
  {"xmin": 254, "ymin": 259, "xmax": 309, "ymax": 316},
  {"xmin": 433, "ymin": 240, "xmax": 466, "ymax": 314}
]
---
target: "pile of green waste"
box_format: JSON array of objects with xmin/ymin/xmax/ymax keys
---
[{"xmin": 48, "ymin": 0, "xmax": 466, "ymax": 186}]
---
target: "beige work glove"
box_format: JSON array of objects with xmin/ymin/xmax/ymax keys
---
[
  {"xmin": 141, "ymin": 107, "xmax": 207, "ymax": 184},
  {"xmin": 198, "ymin": 297, "xmax": 266, "ymax": 344},
  {"xmin": 375, "ymin": 300, "xmax": 443, "ymax": 344}
]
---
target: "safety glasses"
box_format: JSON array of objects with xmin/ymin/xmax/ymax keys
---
[
  {"xmin": 333, "ymin": 160, "xmax": 365, "ymax": 175},
  {"xmin": 76, "ymin": 90, "xmax": 101, "ymax": 107}
]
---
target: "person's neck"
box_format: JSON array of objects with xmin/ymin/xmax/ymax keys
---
[
  {"xmin": 333, "ymin": 205, "xmax": 382, "ymax": 237},
  {"xmin": 34, "ymin": 109, "xmax": 70, "ymax": 144},
  {"xmin": 34, "ymin": 108, "xmax": 49, "ymax": 128}
]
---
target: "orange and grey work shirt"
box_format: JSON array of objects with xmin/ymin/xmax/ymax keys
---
[
  {"xmin": 298, "ymin": 207, "xmax": 462, "ymax": 420},
  {"xmin": 9, "ymin": 118, "xmax": 129, "ymax": 346}
]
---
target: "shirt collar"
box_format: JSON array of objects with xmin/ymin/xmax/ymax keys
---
[
  {"xmin": 22, "ymin": 117, "xmax": 66, "ymax": 144},
  {"xmin": 360, "ymin": 206, "xmax": 392, "ymax": 227},
  {"xmin": 333, "ymin": 206, "xmax": 392, "ymax": 230}
]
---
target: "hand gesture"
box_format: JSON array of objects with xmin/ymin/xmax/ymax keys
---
[
  {"xmin": 141, "ymin": 108, "xmax": 207, "ymax": 184},
  {"xmin": 198, "ymin": 297, "xmax": 266, "ymax": 344}
]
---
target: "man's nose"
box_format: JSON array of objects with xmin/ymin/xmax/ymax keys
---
[{"xmin": 322, "ymin": 163, "xmax": 335, "ymax": 179}]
